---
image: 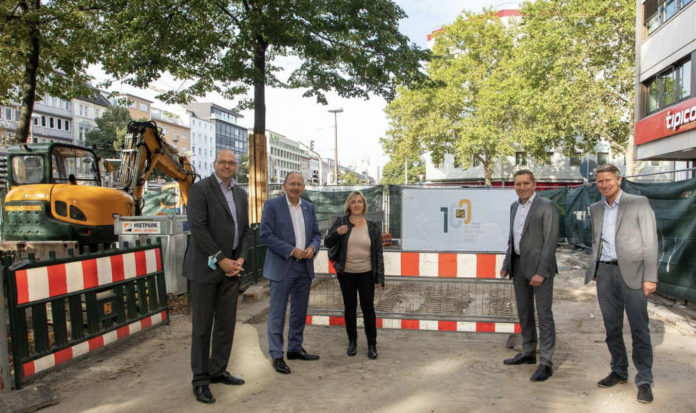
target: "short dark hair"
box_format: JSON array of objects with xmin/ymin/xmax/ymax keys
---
[
  {"xmin": 284, "ymin": 171, "xmax": 304, "ymax": 184},
  {"xmin": 595, "ymin": 164, "xmax": 621, "ymax": 179},
  {"xmin": 513, "ymin": 169, "xmax": 536, "ymax": 182}
]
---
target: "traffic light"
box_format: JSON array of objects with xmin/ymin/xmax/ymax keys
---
[
  {"xmin": 310, "ymin": 140, "xmax": 315, "ymax": 151},
  {"xmin": 311, "ymin": 170, "xmax": 319, "ymax": 185}
]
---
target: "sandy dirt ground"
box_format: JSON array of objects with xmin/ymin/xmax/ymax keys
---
[{"xmin": 33, "ymin": 247, "xmax": 696, "ymax": 413}]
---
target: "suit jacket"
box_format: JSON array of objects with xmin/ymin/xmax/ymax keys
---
[
  {"xmin": 183, "ymin": 174, "xmax": 251, "ymax": 284},
  {"xmin": 502, "ymin": 195, "xmax": 559, "ymax": 280},
  {"xmin": 585, "ymin": 191, "xmax": 658, "ymax": 289},
  {"xmin": 259, "ymin": 195, "xmax": 322, "ymax": 282}
]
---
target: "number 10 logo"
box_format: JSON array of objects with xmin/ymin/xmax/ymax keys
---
[{"xmin": 440, "ymin": 198, "xmax": 472, "ymax": 233}]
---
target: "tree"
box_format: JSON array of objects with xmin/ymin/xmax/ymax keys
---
[
  {"xmin": 341, "ymin": 171, "xmax": 361, "ymax": 185},
  {"xmin": 1, "ymin": 0, "xmax": 223, "ymax": 144},
  {"xmin": 236, "ymin": 153, "xmax": 249, "ymax": 183},
  {"xmin": 514, "ymin": 0, "xmax": 635, "ymax": 161},
  {"xmin": 85, "ymin": 106, "xmax": 131, "ymax": 159},
  {"xmin": 380, "ymin": 154, "xmax": 425, "ymax": 185},
  {"xmin": 105, "ymin": 0, "xmax": 429, "ymax": 136},
  {"xmin": 382, "ymin": 10, "xmax": 519, "ymax": 184},
  {"xmin": 1, "ymin": 0, "xmax": 101, "ymax": 143}
]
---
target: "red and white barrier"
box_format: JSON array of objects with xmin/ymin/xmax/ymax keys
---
[
  {"xmin": 14, "ymin": 249, "xmax": 162, "ymax": 305},
  {"xmin": 23, "ymin": 311, "xmax": 167, "ymax": 377},
  {"xmin": 306, "ymin": 315, "xmax": 519, "ymax": 334},
  {"xmin": 314, "ymin": 249, "xmax": 505, "ymax": 278}
]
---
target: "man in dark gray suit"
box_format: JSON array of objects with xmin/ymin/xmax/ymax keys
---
[
  {"xmin": 501, "ymin": 169, "xmax": 559, "ymax": 382},
  {"xmin": 183, "ymin": 149, "xmax": 251, "ymax": 404},
  {"xmin": 586, "ymin": 163, "xmax": 658, "ymax": 404}
]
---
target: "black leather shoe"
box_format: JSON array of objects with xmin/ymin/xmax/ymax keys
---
[
  {"xmin": 347, "ymin": 340, "xmax": 357, "ymax": 356},
  {"xmin": 503, "ymin": 353, "xmax": 536, "ymax": 365},
  {"xmin": 597, "ymin": 372, "xmax": 628, "ymax": 388},
  {"xmin": 367, "ymin": 344, "xmax": 377, "ymax": 360},
  {"xmin": 637, "ymin": 384, "xmax": 653, "ymax": 403},
  {"xmin": 530, "ymin": 364, "xmax": 553, "ymax": 382},
  {"xmin": 210, "ymin": 371, "xmax": 245, "ymax": 385},
  {"xmin": 193, "ymin": 385, "xmax": 215, "ymax": 404},
  {"xmin": 272, "ymin": 358, "xmax": 291, "ymax": 374},
  {"xmin": 287, "ymin": 349, "xmax": 320, "ymax": 360}
]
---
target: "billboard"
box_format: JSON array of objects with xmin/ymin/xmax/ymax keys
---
[{"xmin": 401, "ymin": 187, "xmax": 518, "ymax": 252}]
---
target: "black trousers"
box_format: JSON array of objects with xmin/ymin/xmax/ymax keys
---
[
  {"xmin": 337, "ymin": 271, "xmax": 377, "ymax": 345},
  {"xmin": 190, "ymin": 275, "xmax": 240, "ymax": 386}
]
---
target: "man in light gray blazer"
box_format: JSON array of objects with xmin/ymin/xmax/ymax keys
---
[
  {"xmin": 501, "ymin": 169, "xmax": 559, "ymax": 382},
  {"xmin": 585, "ymin": 163, "xmax": 658, "ymax": 404}
]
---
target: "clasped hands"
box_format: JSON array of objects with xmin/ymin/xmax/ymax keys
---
[
  {"xmin": 291, "ymin": 246, "xmax": 315, "ymax": 260},
  {"xmin": 219, "ymin": 257, "xmax": 245, "ymax": 277}
]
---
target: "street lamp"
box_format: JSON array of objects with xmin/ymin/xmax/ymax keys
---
[{"xmin": 328, "ymin": 108, "xmax": 343, "ymax": 184}]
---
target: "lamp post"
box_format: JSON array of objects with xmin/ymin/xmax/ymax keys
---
[{"xmin": 328, "ymin": 108, "xmax": 343, "ymax": 184}]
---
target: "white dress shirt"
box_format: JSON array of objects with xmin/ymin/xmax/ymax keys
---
[
  {"xmin": 286, "ymin": 195, "xmax": 306, "ymax": 254},
  {"xmin": 513, "ymin": 192, "xmax": 536, "ymax": 255}
]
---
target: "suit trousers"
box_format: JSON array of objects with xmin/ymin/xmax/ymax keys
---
[
  {"xmin": 190, "ymin": 275, "xmax": 240, "ymax": 386},
  {"xmin": 596, "ymin": 263, "xmax": 653, "ymax": 385},
  {"xmin": 512, "ymin": 254, "xmax": 555, "ymax": 366},
  {"xmin": 267, "ymin": 259, "xmax": 312, "ymax": 359},
  {"xmin": 337, "ymin": 271, "xmax": 377, "ymax": 345}
]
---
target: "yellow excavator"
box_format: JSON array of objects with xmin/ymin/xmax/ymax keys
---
[{"xmin": 1, "ymin": 120, "xmax": 196, "ymax": 249}]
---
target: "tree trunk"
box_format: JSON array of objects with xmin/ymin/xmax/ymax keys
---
[
  {"xmin": 14, "ymin": 0, "xmax": 41, "ymax": 144},
  {"xmin": 248, "ymin": 36, "xmax": 269, "ymax": 222},
  {"xmin": 484, "ymin": 161, "xmax": 492, "ymax": 186},
  {"xmin": 253, "ymin": 37, "xmax": 267, "ymax": 135}
]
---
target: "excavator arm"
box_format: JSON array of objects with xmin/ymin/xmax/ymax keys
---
[{"xmin": 118, "ymin": 120, "xmax": 196, "ymax": 214}]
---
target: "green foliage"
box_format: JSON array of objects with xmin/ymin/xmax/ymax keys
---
[
  {"xmin": 99, "ymin": 0, "xmax": 430, "ymax": 134},
  {"xmin": 236, "ymin": 153, "xmax": 249, "ymax": 184},
  {"xmin": 515, "ymin": 0, "xmax": 636, "ymax": 155},
  {"xmin": 383, "ymin": 10, "xmax": 518, "ymax": 184},
  {"xmin": 85, "ymin": 106, "xmax": 132, "ymax": 159},
  {"xmin": 382, "ymin": 1, "xmax": 636, "ymax": 182},
  {"xmin": 0, "ymin": 0, "xmax": 99, "ymax": 105},
  {"xmin": 340, "ymin": 171, "xmax": 361, "ymax": 185},
  {"xmin": 380, "ymin": 155, "xmax": 425, "ymax": 185}
]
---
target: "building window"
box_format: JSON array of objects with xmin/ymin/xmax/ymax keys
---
[
  {"xmin": 65, "ymin": 120, "xmax": 70, "ymax": 131},
  {"xmin": 515, "ymin": 152, "xmax": 527, "ymax": 166},
  {"xmin": 49, "ymin": 117, "xmax": 54, "ymax": 128},
  {"xmin": 651, "ymin": 160, "xmax": 661, "ymax": 166},
  {"xmin": 597, "ymin": 152, "xmax": 609, "ymax": 165},
  {"xmin": 645, "ymin": 0, "xmax": 693, "ymax": 34},
  {"xmin": 570, "ymin": 153, "xmax": 582, "ymax": 167},
  {"xmin": 14, "ymin": 110, "xmax": 19, "ymax": 121},
  {"xmin": 645, "ymin": 57, "xmax": 691, "ymax": 113},
  {"xmin": 57, "ymin": 119, "xmax": 62, "ymax": 130},
  {"xmin": 41, "ymin": 116, "xmax": 46, "ymax": 127}
]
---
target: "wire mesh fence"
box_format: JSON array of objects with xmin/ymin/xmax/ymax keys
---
[{"xmin": 309, "ymin": 274, "xmax": 518, "ymax": 322}]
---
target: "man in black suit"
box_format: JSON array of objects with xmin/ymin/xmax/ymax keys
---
[{"xmin": 183, "ymin": 149, "xmax": 251, "ymax": 404}]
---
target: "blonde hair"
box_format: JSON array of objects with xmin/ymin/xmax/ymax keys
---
[{"xmin": 344, "ymin": 191, "xmax": 368, "ymax": 216}]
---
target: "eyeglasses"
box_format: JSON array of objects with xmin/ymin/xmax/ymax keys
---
[{"xmin": 216, "ymin": 161, "xmax": 237, "ymax": 167}]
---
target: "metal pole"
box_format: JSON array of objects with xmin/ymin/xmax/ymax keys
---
[
  {"xmin": 404, "ymin": 157, "xmax": 408, "ymax": 184},
  {"xmin": 328, "ymin": 108, "xmax": 343, "ymax": 184}
]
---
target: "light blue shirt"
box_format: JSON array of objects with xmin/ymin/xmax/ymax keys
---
[
  {"xmin": 214, "ymin": 174, "xmax": 239, "ymax": 250},
  {"xmin": 600, "ymin": 190, "xmax": 622, "ymax": 261},
  {"xmin": 513, "ymin": 192, "xmax": 536, "ymax": 255}
]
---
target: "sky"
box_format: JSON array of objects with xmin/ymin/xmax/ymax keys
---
[{"xmin": 99, "ymin": 1, "xmax": 522, "ymax": 179}]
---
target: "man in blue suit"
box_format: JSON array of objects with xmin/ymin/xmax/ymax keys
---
[{"xmin": 260, "ymin": 171, "xmax": 322, "ymax": 374}]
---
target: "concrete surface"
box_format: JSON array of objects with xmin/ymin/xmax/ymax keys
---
[{"xmin": 16, "ymin": 246, "xmax": 696, "ymax": 412}]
